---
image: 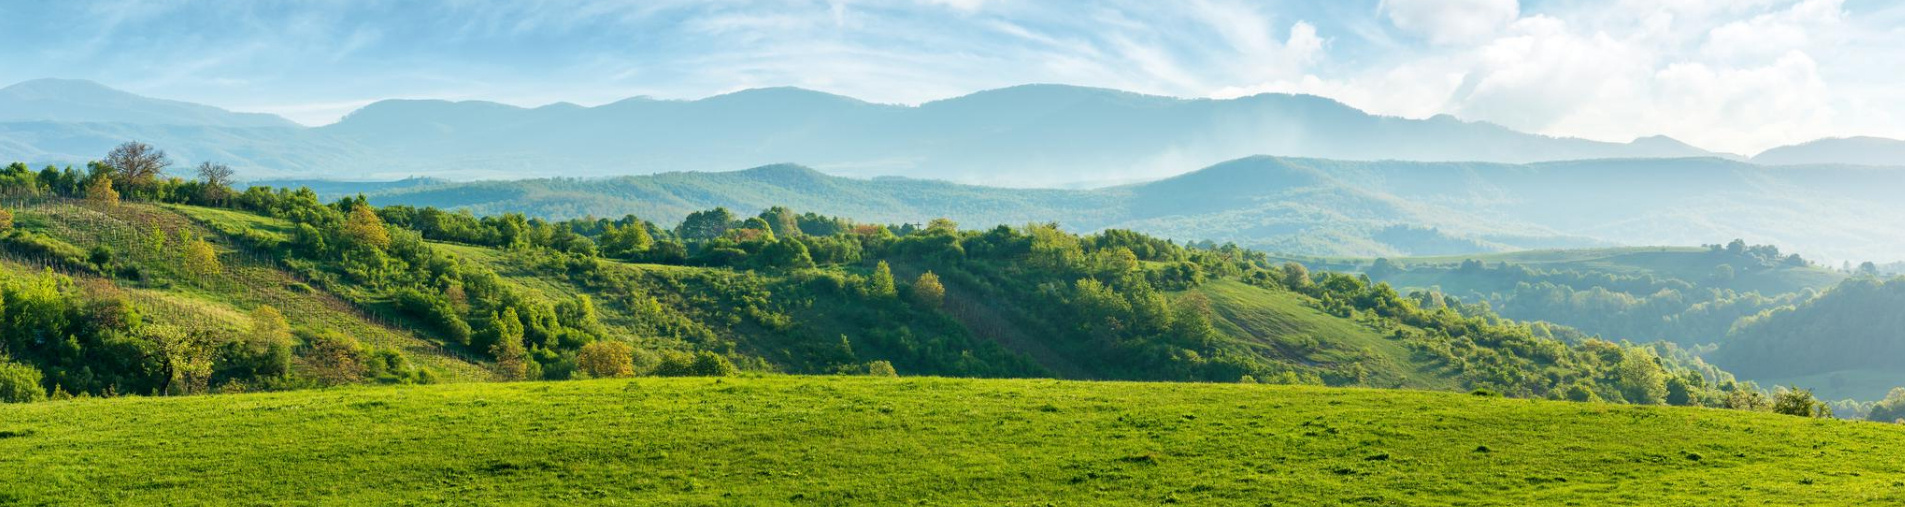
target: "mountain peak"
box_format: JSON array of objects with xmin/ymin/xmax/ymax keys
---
[
  {"xmin": 0, "ymin": 78, "xmax": 299, "ymax": 128},
  {"xmin": 735, "ymin": 163, "xmax": 829, "ymax": 180},
  {"xmin": 1753, "ymin": 136, "xmax": 1905, "ymax": 166},
  {"xmin": 1, "ymin": 78, "xmax": 117, "ymax": 97},
  {"xmin": 926, "ymin": 83, "xmax": 1173, "ymax": 109},
  {"xmin": 698, "ymin": 87, "xmax": 875, "ymax": 107}
]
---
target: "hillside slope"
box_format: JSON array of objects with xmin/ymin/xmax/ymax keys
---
[
  {"xmin": 2, "ymin": 376, "xmax": 1900, "ymax": 505},
  {"xmin": 0, "ymin": 199, "xmax": 490, "ymax": 385}
]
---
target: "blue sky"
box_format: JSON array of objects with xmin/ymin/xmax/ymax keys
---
[{"xmin": 2, "ymin": 0, "xmax": 1901, "ymax": 154}]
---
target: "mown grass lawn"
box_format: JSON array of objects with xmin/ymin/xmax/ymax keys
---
[{"xmin": 3, "ymin": 376, "xmax": 1903, "ymax": 505}]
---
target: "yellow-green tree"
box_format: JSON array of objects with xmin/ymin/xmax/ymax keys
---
[
  {"xmin": 238, "ymin": 306, "xmax": 295, "ymax": 378},
  {"xmin": 576, "ymin": 341, "xmax": 635, "ymax": 378},
  {"xmin": 183, "ymin": 238, "xmax": 222, "ymax": 278},
  {"xmin": 911, "ymin": 271, "xmax": 945, "ymax": 307},
  {"xmin": 86, "ymin": 177, "xmax": 118, "ymax": 206},
  {"xmin": 344, "ymin": 205, "xmax": 391, "ymax": 250}
]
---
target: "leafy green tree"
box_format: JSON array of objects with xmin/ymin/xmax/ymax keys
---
[
  {"xmin": 1565, "ymin": 381, "xmax": 1603, "ymax": 402},
  {"xmin": 761, "ymin": 238, "xmax": 815, "ymax": 269},
  {"xmin": 1665, "ymin": 376, "xmax": 1695, "ymax": 406},
  {"xmin": 1615, "ymin": 350, "xmax": 1668, "ymax": 405},
  {"xmin": 868, "ymin": 261, "xmax": 897, "ymax": 298},
  {"xmin": 219, "ymin": 306, "xmax": 294, "ymax": 383},
  {"xmin": 1772, "ymin": 386, "xmax": 1831, "ymax": 418},
  {"xmin": 489, "ymin": 308, "xmax": 532, "ymax": 381},
  {"xmin": 925, "ymin": 218, "xmax": 958, "ymax": 235},
  {"xmin": 676, "ymin": 208, "xmax": 736, "ymax": 242},
  {"xmin": 867, "ymin": 360, "xmax": 898, "ymax": 377},
  {"xmin": 759, "ymin": 206, "xmax": 802, "ymax": 237},
  {"xmin": 599, "ymin": 222, "xmax": 652, "ymax": 258},
  {"xmin": 0, "ymin": 357, "xmax": 46, "ymax": 403},
  {"xmin": 1281, "ymin": 262, "xmax": 1312, "ymax": 290},
  {"xmin": 690, "ymin": 351, "xmax": 737, "ymax": 376}
]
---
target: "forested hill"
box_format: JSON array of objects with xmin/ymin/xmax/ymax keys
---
[
  {"xmin": 1340, "ymin": 245, "xmax": 1844, "ymax": 347},
  {"xmin": 4, "ymin": 157, "xmax": 1834, "ymax": 418},
  {"xmin": 308, "ymin": 156, "xmax": 1905, "ymax": 262},
  {"xmin": 1711, "ymin": 276, "xmax": 1905, "ymax": 400}
]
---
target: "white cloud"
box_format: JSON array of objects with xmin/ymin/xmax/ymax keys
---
[
  {"xmin": 1380, "ymin": 0, "xmax": 1519, "ymax": 45},
  {"xmin": 1230, "ymin": 0, "xmax": 1901, "ymax": 155},
  {"xmin": 1701, "ymin": 0, "xmax": 1845, "ymax": 61}
]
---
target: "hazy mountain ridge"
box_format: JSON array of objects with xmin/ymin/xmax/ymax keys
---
[
  {"xmin": 0, "ymin": 79, "xmax": 1752, "ymax": 186},
  {"xmin": 0, "ymin": 78, "xmax": 299, "ymax": 128},
  {"xmin": 1751, "ymin": 136, "xmax": 1905, "ymax": 166}
]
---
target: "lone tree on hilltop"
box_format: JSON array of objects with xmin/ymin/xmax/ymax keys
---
[{"xmin": 104, "ymin": 141, "xmax": 170, "ymax": 191}]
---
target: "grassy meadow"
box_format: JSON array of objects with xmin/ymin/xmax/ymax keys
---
[{"xmin": 4, "ymin": 376, "xmax": 1904, "ymax": 505}]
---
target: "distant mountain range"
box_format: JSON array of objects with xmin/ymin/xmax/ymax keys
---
[
  {"xmin": 0, "ymin": 78, "xmax": 299, "ymax": 128},
  {"xmin": 10, "ymin": 77, "xmax": 1897, "ymax": 186},
  {"xmin": 266, "ymin": 156, "xmax": 1905, "ymax": 263}
]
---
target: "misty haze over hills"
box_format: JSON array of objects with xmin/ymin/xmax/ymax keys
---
[
  {"xmin": 4, "ymin": 77, "xmax": 1870, "ymax": 186},
  {"xmin": 6, "ymin": 78, "xmax": 1904, "ymax": 262}
]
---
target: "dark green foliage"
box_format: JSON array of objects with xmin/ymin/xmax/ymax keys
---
[
  {"xmin": 1359, "ymin": 245, "xmax": 1830, "ymax": 346},
  {"xmin": 1714, "ymin": 277, "xmax": 1905, "ymax": 379},
  {"xmin": 394, "ymin": 288, "xmax": 473, "ymax": 346},
  {"xmin": 0, "ymin": 273, "xmax": 166, "ymax": 396}
]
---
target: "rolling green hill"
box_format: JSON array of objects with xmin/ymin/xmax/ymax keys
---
[
  {"xmin": 295, "ymin": 155, "xmax": 1905, "ymax": 263},
  {"xmin": 0, "ymin": 198, "xmax": 490, "ymax": 390},
  {"xmin": 1274, "ymin": 245, "xmax": 1905, "ymax": 401},
  {"xmin": 0, "ymin": 161, "xmax": 1777, "ymax": 407},
  {"xmin": 3, "ymin": 376, "xmax": 1901, "ymax": 505},
  {"xmin": 1302, "ymin": 245, "xmax": 1842, "ymax": 348},
  {"xmin": 1713, "ymin": 277, "xmax": 1905, "ymax": 400},
  {"xmin": 1370, "ymin": 246, "xmax": 1844, "ymax": 297}
]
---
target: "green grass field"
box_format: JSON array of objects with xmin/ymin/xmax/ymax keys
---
[{"xmin": 3, "ymin": 376, "xmax": 1902, "ymax": 505}]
